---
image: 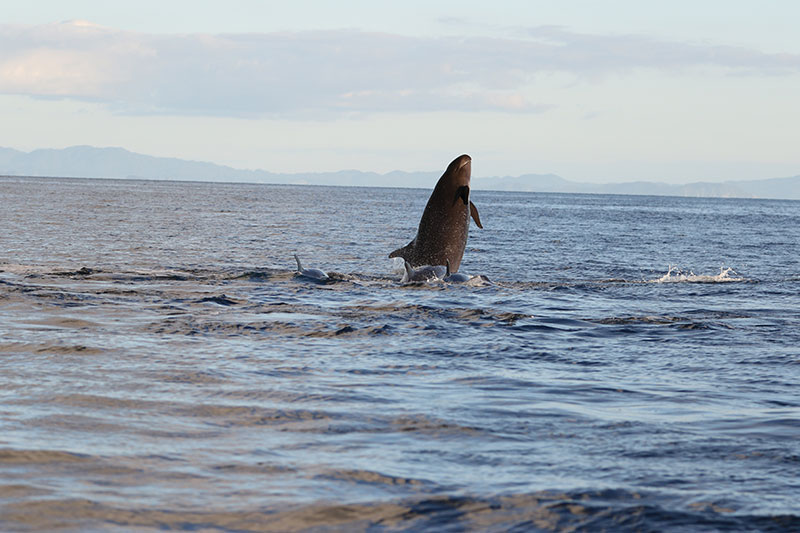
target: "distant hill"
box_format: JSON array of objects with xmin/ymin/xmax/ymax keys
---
[
  {"xmin": 471, "ymin": 173, "xmax": 580, "ymax": 193},
  {"xmin": 471, "ymin": 174, "xmax": 799, "ymax": 199},
  {"xmin": 1, "ymin": 145, "xmax": 798, "ymax": 200},
  {"xmin": 0, "ymin": 145, "xmax": 278, "ymax": 183},
  {"xmin": 729, "ymin": 176, "xmax": 800, "ymax": 200},
  {"xmin": 0, "ymin": 145, "xmax": 443, "ymax": 188}
]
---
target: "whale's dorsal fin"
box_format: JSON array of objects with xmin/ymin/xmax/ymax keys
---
[
  {"xmin": 294, "ymin": 254, "xmax": 303, "ymax": 271},
  {"xmin": 446, "ymin": 259, "xmax": 452, "ymax": 277},
  {"xmin": 470, "ymin": 201, "xmax": 483, "ymax": 229}
]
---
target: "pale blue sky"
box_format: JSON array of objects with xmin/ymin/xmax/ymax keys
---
[{"xmin": 3, "ymin": 1, "xmax": 800, "ymax": 182}]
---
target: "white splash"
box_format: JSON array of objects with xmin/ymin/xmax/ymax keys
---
[{"xmin": 651, "ymin": 265, "xmax": 747, "ymax": 283}]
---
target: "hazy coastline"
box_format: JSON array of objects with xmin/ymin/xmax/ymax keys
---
[{"xmin": 2, "ymin": 145, "xmax": 798, "ymax": 200}]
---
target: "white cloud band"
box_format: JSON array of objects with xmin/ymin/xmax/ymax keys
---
[{"xmin": 1, "ymin": 21, "xmax": 798, "ymax": 117}]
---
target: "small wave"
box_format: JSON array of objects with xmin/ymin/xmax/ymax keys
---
[
  {"xmin": 233, "ymin": 270, "xmax": 276, "ymax": 281},
  {"xmin": 211, "ymin": 462, "xmax": 296, "ymax": 475},
  {"xmin": 174, "ymin": 403, "xmax": 334, "ymax": 428},
  {"xmin": 650, "ymin": 265, "xmax": 748, "ymax": 283},
  {"xmin": 388, "ymin": 413, "xmax": 482, "ymax": 436},
  {"xmin": 5, "ymin": 490, "xmax": 794, "ymax": 532},
  {"xmin": 103, "ymin": 270, "xmax": 197, "ymax": 282},
  {"xmin": 28, "ymin": 316, "xmax": 99, "ymax": 329},
  {"xmin": 146, "ymin": 314, "xmax": 396, "ymax": 339},
  {"xmin": 0, "ymin": 484, "xmax": 50, "ymax": 499},
  {"xmin": 0, "ymin": 449, "xmax": 91, "ymax": 464},
  {"xmin": 594, "ymin": 315, "xmax": 685, "ymax": 325},
  {"xmin": 29, "ymin": 393, "xmax": 170, "ymax": 412},
  {"xmin": 589, "ymin": 313, "xmax": 737, "ymax": 334},
  {"xmin": 195, "ymin": 294, "xmax": 241, "ymax": 306},
  {"xmin": 314, "ymin": 468, "xmax": 427, "ymax": 487},
  {"xmin": 0, "ymin": 342, "xmax": 104, "ymax": 356},
  {"xmin": 50, "ymin": 267, "xmax": 100, "ymax": 277}
]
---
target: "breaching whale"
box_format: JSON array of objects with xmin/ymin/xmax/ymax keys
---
[
  {"xmin": 389, "ymin": 154, "xmax": 482, "ymax": 273},
  {"xmin": 293, "ymin": 254, "xmax": 329, "ymax": 281}
]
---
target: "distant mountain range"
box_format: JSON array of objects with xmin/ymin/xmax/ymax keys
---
[{"xmin": 1, "ymin": 145, "xmax": 798, "ymax": 200}]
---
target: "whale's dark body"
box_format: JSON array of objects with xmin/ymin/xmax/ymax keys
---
[{"xmin": 389, "ymin": 154, "xmax": 482, "ymax": 273}]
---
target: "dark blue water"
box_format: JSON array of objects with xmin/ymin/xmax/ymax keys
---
[{"xmin": 1, "ymin": 176, "xmax": 799, "ymax": 531}]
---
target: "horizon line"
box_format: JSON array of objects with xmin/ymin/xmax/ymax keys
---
[{"xmin": 2, "ymin": 144, "xmax": 799, "ymax": 187}]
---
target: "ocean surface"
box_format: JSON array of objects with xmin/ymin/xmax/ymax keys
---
[{"xmin": 1, "ymin": 176, "xmax": 799, "ymax": 532}]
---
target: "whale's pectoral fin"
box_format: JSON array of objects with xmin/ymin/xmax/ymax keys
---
[
  {"xmin": 470, "ymin": 201, "xmax": 483, "ymax": 229},
  {"xmin": 389, "ymin": 240, "xmax": 414, "ymax": 259}
]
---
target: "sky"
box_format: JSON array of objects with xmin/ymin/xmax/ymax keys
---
[{"xmin": 2, "ymin": 1, "xmax": 800, "ymax": 183}]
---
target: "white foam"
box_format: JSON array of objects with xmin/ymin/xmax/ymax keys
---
[{"xmin": 650, "ymin": 265, "xmax": 747, "ymax": 284}]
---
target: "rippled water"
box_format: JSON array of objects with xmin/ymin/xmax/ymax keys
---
[{"xmin": 1, "ymin": 176, "xmax": 799, "ymax": 532}]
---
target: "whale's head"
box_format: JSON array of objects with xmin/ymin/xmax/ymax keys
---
[
  {"xmin": 440, "ymin": 154, "xmax": 472, "ymax": 206},
  {"xmin": 446, "ymin": 154, "xmax": 471, "ymax": 184}
]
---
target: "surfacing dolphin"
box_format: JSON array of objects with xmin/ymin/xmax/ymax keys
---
[
  {"xmin": 293, "ymin": 254, "xmax": 329, "ymax": 281},
  {"xmin": 443, "ymin": 259, "xmax": 471, "ymax": 283},
  {"xmin": 389, "ymin": 154, "xmax": 482, "ymax": 273},
  {"xmin": 442, "ymin": 259, "xmax": 492, "ymax": 285},
  {"xmin": 401, "ymin": 260, "xmax": 447, "ymax": 283}
]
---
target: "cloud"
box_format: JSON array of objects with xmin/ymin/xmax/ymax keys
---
[
  {"xmin": 1, "ymin": 21, "xmax": 798, "ymax": 118},
  {"xmin": 520, "ymin": 26, "xmax": 800, "ymax": 75}
]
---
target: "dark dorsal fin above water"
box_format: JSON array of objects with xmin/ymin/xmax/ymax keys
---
[{"xmin": 403, "ymin": 260, "xmax": 414, "ymax": 281}]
